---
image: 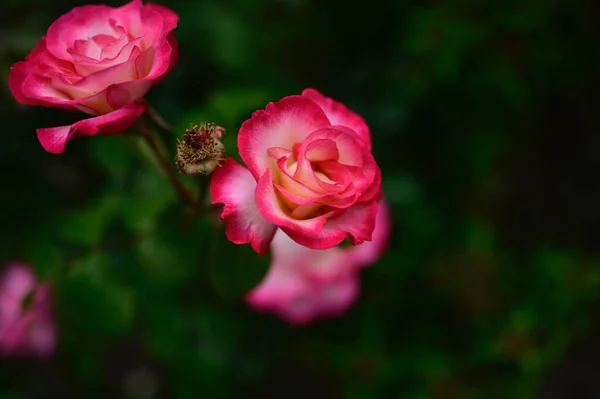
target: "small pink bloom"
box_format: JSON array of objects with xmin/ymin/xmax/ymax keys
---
[
  {"xmin": 8, "ymin": 0, "xmax": 179, "ymax": 153},
  {"xmin": 246, "ymin": 200, "xmax": 391, "ymax": 325},
  {"xmin": 211, "ymin": 89, "xmax": 382, "ymax": 253},
  {"xmin": 0, "ymin": 263, "xmax": 56, "ymax": 357}
]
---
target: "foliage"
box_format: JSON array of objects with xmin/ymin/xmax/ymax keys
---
[{"xmin": 1, "ymin": 0, "xmax": 599, "ymax": 397}]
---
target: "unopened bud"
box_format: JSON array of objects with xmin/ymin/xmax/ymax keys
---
[{"xmin": 175, "ymin": 122, "xmax": 226, "ymax": 176}]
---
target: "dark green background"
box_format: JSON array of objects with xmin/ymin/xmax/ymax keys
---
[{"xmin": 1, "ymin": 0, "xmax": 600, "ymax": 397}]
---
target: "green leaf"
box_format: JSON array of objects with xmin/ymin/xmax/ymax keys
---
[
  {"xmin": 58, "ymin": 253, "xmax": 135, "ymax": 337},
  {"xmin": 136, "ymin": 204, "xmax": 213, "ymax": 288},
  {"xmin": 89, "ymin": 134, "xmax": 135, "ymax": 184},
  {"xmin": 27, "ymin": 241, "xmax": 62, "ymax": 281},
  {"xmin": 59, "ymin": 195, "xmax": 120, "ymax": 246},
  {"xmin": 120, "ymin": 170, "xmax": 176, "ymax": 233}
]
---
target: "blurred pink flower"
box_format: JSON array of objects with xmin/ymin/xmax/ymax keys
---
[
  {"xmin": 246, "ymin": 200, "xmax": 391, "ymax": 325},
  {"xmin": 0, "ymin": 263, "xmax": 56, "ymax": 357}
]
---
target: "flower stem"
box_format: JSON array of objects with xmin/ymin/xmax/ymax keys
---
[
  {"xmin": 197, "ymin": 176, "xmax": 210, "ymax": 210},
  {"xmin": 137, "ymin": 119, "xmax": 196, "ymax": 208},
  {"xmin": 147, "ymin": 105, "xmax": 175, "ymax": 133}
]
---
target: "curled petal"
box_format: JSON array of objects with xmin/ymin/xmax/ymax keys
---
[
  {"xmin": 358, "ymin": 164, "xmax": 382, "ymax": 203},
  {"xmin": 300, "ymin": 127, "xmax": 364, "ymax": 168},
  {"xmin": 239, "ymin": 96, "xmax": 331, "ymax": 180},
  {"xmin": 302, "ymin": 88, "xmax": 371, "ymax": 149},
  {"xmin": 46, "ymin": 4, "xmax": 116, "ymax": 61},
  {"xmin": 296, "ymin": 126, "xmax": 379, "ymax": 195},
  {"xmin": 349, "ymin": 199, "xmax": 392, "ymax": 268},
  {"xmin": 277, "ymin": 157, "xmax": 324, "ymax": 196},
  {"xmin": 7, "ymin": 38, "xmax": 55, "ymax": 105},
  {"xmin": 146, "ymin": 3, "xmax": 179, "ymax": 35},
  {"xmin": 36, "ymin": 101, "xmax": 145, "ymax": 153},
  {"xmin": 283, "ymin": 200, "xmax": 379, "ymax": 249},
  {"xmin": 255, "ymin": 169, "xmax": 329, "ymax": 241},
  {"xmin": 210, "ymin": 158, "xmax": 277, "ymax": 255},
  {"xmin": 304, "ymin": 139, "xmax": 339, "ymax": 162}
]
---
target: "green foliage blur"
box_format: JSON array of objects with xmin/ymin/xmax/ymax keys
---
[{"xmin": 1, "ymin": 0, "xmax": 600, "ymax": 397}]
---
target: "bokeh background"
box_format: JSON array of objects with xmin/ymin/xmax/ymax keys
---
[{"xmin": 2, "ymin": 0, "xmax": 600, "ymax": 397}]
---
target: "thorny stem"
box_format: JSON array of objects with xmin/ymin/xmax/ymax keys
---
[{"xmin": 137, "ymin": 118, "xmax": 196, "ymax": 208}]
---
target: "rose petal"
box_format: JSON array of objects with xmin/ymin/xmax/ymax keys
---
[
  {"xmin": 267, "ymin": 146, "xmax": 292, "ymax": 159},
  {"xmin": 301, "ymin": 127, "xmax": 365, "ymax": 167},
  {"xmin": 302, "ymin": 88, "xmax": 371, "ymax": 150},
  {"xmin": 246, "ymin": 245, "xmax": 307, "ymax": 309},
  {"xmin": 255, "ymin": 169, "xmax": 329, "ymax": 240},
  {"xmin": 239, "ymin": 96, "xmax": 331, "ymax": 181},
  {"xmin": 358, "ymin": 163, "xmax": 382, "ymax": 203},
  {"xmin": 246, "ymin": 230, "xmax": 362, "ymax": 325},
  {"xmin": 316, "ymin": 276, "xmax": 359, "ymax": 316},
  {"xmin": 133, "ymin": 38, "xmax": 175, "ymax": 82},
  {"xmin": 245, "ymin": 233, "xmax": 317, "ymax": 324},
  {"xmin": 27, "ymin": 314, "xmax": 57, "ymax": 357},
  {"xmin": 36, "ymin": 101, "xmax": 145, "ymax": 153},
  {"xmin": 46, "ymin": 4, "xmax": 116, "ymax": 61},
  {"xmin": 8, "ymin": 38, "xmax": 52, "ymax": 105},
  {"xmin": 19, "ymin": 72, "xmax": 73, "ymax": 105},
  {"xmin": 348, "ymin": 199, "xmax": 392, "ymax": 268},
  {"xmin": 110, "ymin": 0, "xmax": 144, "ymax": 37},
  {"xmin": 283, "ymin": 200, "xmax": 379, "ymax": 249},
  {"xmin": 146, "ymin": 3, "xmax": 180, "ymax": 36},
  {"xmin": 276, "ymin": 157, "xmax": 325, "ymax": 198},
  {"xmin": 210, "ymin": 158, "xmax": 277, "ymax": 255},
  {"xmin": 304, "ymin": 139, "xmax": 339, "ymax": 162},
  {"xmin": 71, "ymin": 36, "xmax": 145, "ymax": 76},
  {"xmin": 162, "ymin": 33, "xmax": 179, "ymax": 78},
  {"xmin": 316, "ymin": 125, "xmax": 380, "ymax": 195},
  {"xmin": 64, "ymin": 46, "xmax": 142, "ymax": 96},
  {"xmin": 314, "ymin": 160, "xmax": 354, "ymax": 192},
  {"xmin": 9, "ymin": 61, "xmax": 40, "ymax": 105},
  {"xmin": 0, "ymin": 265, "xmax": 36, "ymax": 319}
]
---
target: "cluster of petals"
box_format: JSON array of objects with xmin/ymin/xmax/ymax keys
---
[
  {"xmin": 8, "ymin": 0, "xmax": 179, "ymax": 153},
  {"xmin": 211, "ymin": 89, "xmax": 382, "ymax": 254},
  {"xmin": 0, "ymin": 263, "xmax": 56, "ymax": 357},
  {"xmin": 246, "ymin": 200, "xmax": 390, "ymax": 324}
]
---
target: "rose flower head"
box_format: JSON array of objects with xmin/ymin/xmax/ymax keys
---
[
  {"xmin": 8, "ymin": 0, "xmax": 179, "ymax": 154},
  {"xmin": 0, "ymin": 263, "xmax": 56, "ymax": 357},
  {"xmin": 210, "ymin": 89, "xmax": 382, "ymax": 255},
  {"xmin": 246, "ymin": 200, "xmax": 391, "ymax": 325}
]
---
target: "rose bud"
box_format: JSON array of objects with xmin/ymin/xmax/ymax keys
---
[{"xmin": 175, "ymin": 122, "xmax": 226, "ymax": 176}]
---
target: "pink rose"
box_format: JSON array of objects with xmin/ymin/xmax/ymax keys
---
[
  {"xmin": 246, "ymin": 200, "xmax": 391, "ymax": 325},
  {"xmin": 210, "ymin": 89, "xmax": 382, "ymax": 254},
  {"xmin": 8, "ymin": 0, "xmax": 179, "ymax": 154},
  {"xmin": 0, "ymin": 263, "xmax": 56, "ymax": 357}
]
